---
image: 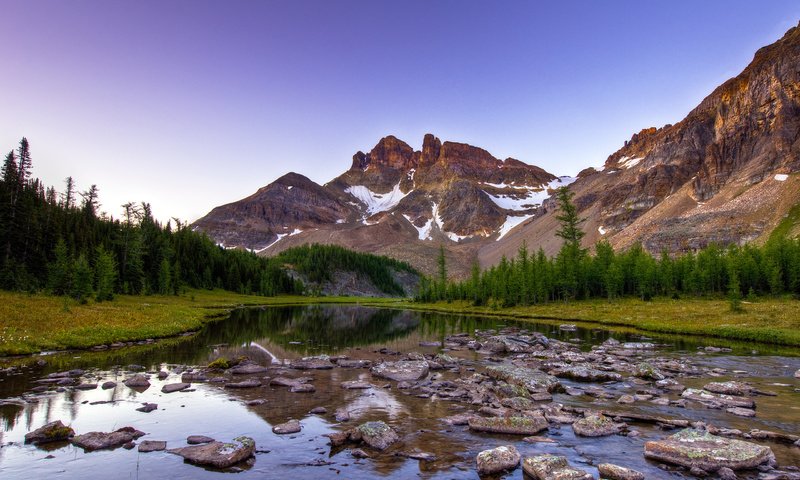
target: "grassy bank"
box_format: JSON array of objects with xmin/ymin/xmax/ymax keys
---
[
  {"xmin": 0, "ymin": 289, "xmax": 395, "ymax": 356},
  {"xmin": 387, "ymin": 297, "xmax": 800, "ymax": 347}
]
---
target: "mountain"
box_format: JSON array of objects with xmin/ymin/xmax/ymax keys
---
[
  {"xmin": 193, "ymin": 134, "xmax": 568, "ymax": 276},
  {"xmin": 195, "ymin": 22, "xmax": 800, "ymax": 277}
]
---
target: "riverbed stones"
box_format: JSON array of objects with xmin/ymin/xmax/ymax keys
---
[
  {"xmin": 123, "ymin": 374, "xmax": 150, "ymax": 389},
  {"xmin": 290, "ymin": 356, "xmax": 334, "ymax": 370},
  {"xmin": 187, "ymin": 435, "xmax": 215, "ymax": 444},
  {"xmin": 24, "ymin": 420, "xmax": 75, "ymax": 445},
  {"xmin": 703, "ymin": 381, "xmax": 754, "ymax": 396},
  {"xmin": 101, "ymin": 381, "xmax": 117, "ymax": 390},
  {"xmin": 289, "ymin": 383, "xmax": 315, "ymax": 393},
  {"xmin": 161, "ymin": 382, "xmax": 190, "ymax": 393},
  {"xmin": 229, "ymin": 364, "xmax": 268, "ymax": 375},
  {"xmin": 136, "ymin": 403, "xmax": 158, "ymax": 413},
  {"xmin": 168, "ymin": 436, "xmax": 255, "ymax": 468},
  {"xmin": 225, "ymin": 379, "xmax": 262, "ymax": 389},
  {"xmin": 72, "ymin": 426, "xmax": 145, "ymax": 451},
  {"xmin": 597, "ymin": 463, "xmax": 645, "ymax": 480},
  {"xmin": 643, "ymin": 428, "xmax": 774, "ymax": 471},
  {"xmin": 681, "ymin": 388, "xmax": 755, "ymax": 409},
  {"xmin": 634, "ymin": 362, "xmax": 665, "ymax": 380},
  {"xmin": 476, "ymin": 445, "xmax": 520, "ymax": 475},
  {"xmin": 335, "ymin": 408, "xmax": 351, "ymax": 422},
  {"xmin": 553, "ymin": 365, "xmax": 622, "ymax": 382},
  {"xmin": 272, "ymin": 419, "xmax": 301, "ymax": 434},
  {"xmin": 468, "ymin": 415, "xmax": 548, "ymax": 435},
  {"xmin": 522, "ymin": 454, "xmax": 593, "ymax": 480},
  {"xmin": 572, "ymin": 412, "xmax": 620, "ymax": 437},
  {"xmin": 485, "ymin": 364, "xmax": 562, "ymax": 393},
  {"xmin": 727, "ymin": 407, "xmax": 756, "ymax": 417},
  {"xmin": 371, "ymin": 360, "xmax": 429, "ymax": 382},
  {"xmin": 138, "ymin": 440, "xmax": 167, "ymax": 452},
  {"xmin": 353, "ymin": 421, "xmax": 399, "ymax": 450}
]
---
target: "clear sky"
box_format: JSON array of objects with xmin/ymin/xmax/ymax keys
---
[{"xmin": 2, "ymin": 1, "xmax": 799, "ymax": 223}]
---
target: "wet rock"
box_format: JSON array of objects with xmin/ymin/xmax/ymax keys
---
[
  {"xmin": 270, "ymin": 376, "xmax": 304, "ymax": 387},
  {"xmin": 157, "ymin": 371, "xmax": 169, "ymax": 380},
  {"xmin": 644, "ymin": 428, "xmax": 774, "ymax": 471},
  {"xmin": 138, "ymin": 440, "xmax": 166, "ymax": 452},
  {"xmin": 336, "ymin": 359, "xmax": 371, "ymax": 368},
  {"xmin": 748, "ymin": 429, "xmax": 799, "ymax": 444},
  {"xmin": 310, "ymin": 407, "xmax": 327, "ymax": 414},
  {"xmin": 522, "ymin": 454, "xmax": 593, "ymax": 480},
  {"xmin": 371, "ymin": 360, "xmax": 429, "ymax": 382},
  {"xmin": 617, "ymin": 394, "xmax": 635, "ymax": 404},
  {"xmin": 468, "ymin": 415, "xmax": 548, "ymax": 435},
  {"xmin": 597, "ymin": 463, "xmax": 645, "ymax": 480},
  {"xmin": 272, "ymin": 419, "xmax": 301, "ymax": 434},
  {"xmin": 187, "ymin": 435, "xmax": 215, "ymax": 444},
  {"xmin": 500, "ymin": 396, "xmax": 537, "ymax": 411},
  {"xmin": 681, "ymin": 388, "xmax": 755, "ymax": 409},
  {"xmin": 74, "ymin": 383, "xmax": 98, "ymax": 390},
  {"xmin": 72, "ymin": 426, "xmax": 145, "ymax": 451},
  {"xmin": 181, "ymin": 372, "xmax": 208, "ymax": 383},
  {"xmin": 24, "ymin": 420, "xmax": 75, "ymax": 445},
  {"xmin": 229, "ymin": 364, "xmax": 268, "ymax": 375},
  {"xmin": 136, "ymin": 403, "xmax": 158, "ymax": 413},
  {"xmin": 476, "ymin": 445, "xmax": 520, "ymax": 475},
  {"xmin": 718, "ymin": 467, "xmax": 738, "ymax": 480},
  {"xmin": 335, "ymin": 408, "xmax": 351, "ymax": 422},
  {"xmin": 289, "ymin": 383, "xmax": 315, "ymax": 393},
  {"xmin": 727, "ymin": 407, "xmax": 756, "ymax": 417},
  {"xmin": 225, "ymin": 379, "xmax": 262, "ymax": 389},
  {"xmin": 245, "ymin": 399, "xmax": 265, "ymax": 406},
  {"xmin": 168, "ymin": 436, "xmax": 255, "ymax": 468},
  {"xmin": 398, "ymin": 450, "xmax": 435, "ymax": 461},
  {"xmin": 634, "ymin": 362, "xmax": 665, "ymax": 381},
  {"xmin": 553, "ymin": 365, "xmax": 622, "ymax": 382},
  {"xmin": 485, "ymin": 364, "xmax": 562, "ymax": 393},
  {"xmin": 443, "ymin": 413, "xmax": 476, "ymax": 426},
  {"xmin": 290, "ymin": 356, "xmax": 334, "ymax": 370},
  {"xmin": 325, "ymin": 431, "xmax": 351, "ymax": 447},
  {"xmin": 101, "ymin": 381, "xmax": 117, "ymax": 390},
  {"xmin": 353, "ymin": 421, "xmax": 399, "ymax": 450},
  {"xmin": 572, "ymin": 412, "xmax": 621, "ymax": 437},
  {"xmin": 123, "ymin": 374, "xmax": 150, "ymax": 389},
  {"xmin": 704, "ymin": 381, "xmax": 754, "ymax": 396},
  {"xmin": 161, "ymin": 382, "xmax": 190, "ymax": 393},
  {"xmin": 340, "ymin": 380, "xmax": 372, "ymax": 390},
  {"xmin": 350, "ymin": 448, "xmax": 370, "ymax": 458}
]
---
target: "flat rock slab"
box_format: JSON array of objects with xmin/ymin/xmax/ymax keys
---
[
  {"xmin": 522, "ymin": 454, "xmax": 593, "ymax": 480},
  {"xmin": 485, "ymin": 364, "xmax": 561, "ymax": 393},
  {"xmin": 644, "ymin": 428, "xmax": 774, "ymax": 471},
  {"xmin": 704, "ymin": 381, "xmax": 754, "ymax": 396},
  {"xmin": 727, "ymin": 407, "xmax": 756, "ymax": 417},
  {"xmin": 336, "ymin": 359, "xmax": 372, "ymax": 368},
  {"xmin": 681, "ymin": 388, "xmax": 755, "ymax": 408},
  {"xmin": 168, "ymin": 436, "xmax": 255, "ymax": 469},
  {"xmin": 597, "ymin": 463, "xmax": 645, "ymax": 480},
  {"xmin": 553, "ymin": 366, "xmax": 622, "ymax": 382},
  {"xmin": 72, "ymin": 427, "xmax": 145, "ymax": 451},
  {"xmin": 187, "ymin": 435, "xmax": 215, "ymax": 444},
  {"xmin": 161, "ymin": 382, "xmax": 191, "ymax": 393},
  {"xmin": 290, "ymin": 356, "xmax": 334, "ymax": 370},
  {"xmin": 136, "ymin": 403, "xmax": 158, "ymax": 413},
  {"xmin": 572, "ymin": 413, "xmax": 621, "ymax": 437},
  {"xmin": 371, "ymin": 361, "xmax": 429, "ymax": 382},
  {"xmin": 354, "ymin": 421, "xmax": 399, "ymax": 450},
  {"xmin": 468, "ymin": 415, "xmax": 548, "ymax": 435},
  {"xmin": 225, "ymin": 380, "xmax": 262, "ymax": 389},
  {"xmin": 24, "ymin": 420, "xmax": 74, "ymax": 445},
  {"xmin": 138, "ymin": 440, "xmax": 167, "ymax": 452},
  {"xmin": 476, "ymin": 445, "xmax": 521, "ymax": 475},
  {"xmin": 289, "ymin": 383, "xmax": 315, "ymax": 393},
  {"xmin": 340, "ymin": 380, "xmax": 372, "ymax": 390},
  {"xmin": 229, "ymin": 364, "xmax": 268, "ymax": 375},
  {"xmin": 273, "ymin": 419, "xmax": 301, "ymax": 435}
]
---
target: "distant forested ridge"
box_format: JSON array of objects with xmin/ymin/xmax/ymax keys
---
[
  {"xmin": 418, "ymin": 187, "xmax": 800, "ymax": 307},
  {"xmin": 0, "ymin": 138, "xmax": 416, "ymax": 300}
]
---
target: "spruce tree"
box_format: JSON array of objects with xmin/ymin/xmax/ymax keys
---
[
  {"xmin": 72, "ymin": 254, "xmax": 93, "ymax": 303},
  {"xmin": 48, "ymin": 239, "xmax": 72, "ymax": 295},
  {"xmin": 94, "ymin": 246, "xmax": 117, "ymax": 301}
]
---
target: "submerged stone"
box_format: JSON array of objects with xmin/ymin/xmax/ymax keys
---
[
  {"xmin": 522, "ymin": 454, "xmax": 593, "ymax": 480},
  {"xmin": 354, "ymin": 421, "xmax": 399, "ymax": 450},
  {"xmin": 643, "ymin": 428, "xmax": 774, "ymax": 471},
  {"xmin": 168, "ymin": 436, "xmax": 255, "ymax": 468},
  {"xmin": 272, "ymin": 419, "xmax": 301, "ymax": 434},
  {"xmin": 290, "ymin": 356, "xmax": 334, "ymax": 370},
  {"xmin": 468, "ymin": 415, "xmax": 548, "ymax": 435},
  {"xmin": 476, "ymin": 445, "xmax": 520, "ymax": 475}
]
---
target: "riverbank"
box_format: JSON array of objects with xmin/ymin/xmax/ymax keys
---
[
  {"xmin": 0, "ymin": 290, "xmax": 395, "ymax": 356},
  {"xmin": 390, "ymin": 297, "xmax": 800, "ymax": 347}
]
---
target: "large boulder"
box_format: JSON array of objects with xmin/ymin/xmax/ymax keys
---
[
  {"xmin": 476, "ymin": 445, "xmax": 521, "ymax": 475},
  {"xmin": 72, "ymin": 426, "xmax": 145, "ymax": 451},
  {"xmin": 468, "ymin": 415, "xmax": 548, "ymax": 435},
  {"xmin": 168, "ymin": 436, "xmax": 255, "ymax": 468},
  {"xmin": 522, "ymin": 454, "xmax": 593, "ymax": 480},
  {"xmin": 485, "ymin": 364, "xmax": 562, "ymax": 393},
  {"xmin": 353, "ymin": 421, "xmax": 399, "ymax": 450},
  {"xmin": 371, "ymin": 361, "xmax": 429, "ymax": 382},
  {"xmin": 572, "ymin": 412, "xmax": 621, "ymax": 437},
  {"xmin": 123, "ymin": 374, "xmax": 150, "ymax": 390},
  {"xmin": 24, "ymin": 420, "xmax": 75, "ymax": 445},
  {"xmin": 644, "ymin": 429, "xmax": 774, "ymax": 471}
]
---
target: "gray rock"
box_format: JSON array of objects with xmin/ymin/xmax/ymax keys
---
[
  {"xmin": 272, "ymin": 419, "xmax": 301, "ymax": 434},
  {"xmin": 74, "ymin": 383, "xmax": 98, "ymax": 390},
  {"xmin": 340, "ymin": 380, "xmax": 372, "ymax": 390},
  {"xmin": 522, "ymin": 454, "xmax": 593, "ymax": 479},
  {"xmin": 335, "ymin": 408, "xmax": 351, "ymax": 422},
  {"xmin": 24, "ymin": 420, "xmax": 75, "ymax": 445},
  {"xmin": 289, "ymin": 383, "xmax": 315, "ymax": 393},
  {"xmin": 476, "ymin": 445, "xmax": 520, "ymax": 475},
  {"xmin": 468, "ymin": 415, "xmax": 548, "ymax": 435},
  {"xmin": 644, "ymin": 429, "xmax": 774, "ymax": 471},
  {"xmin": 309, "ymin": 407, "xmax": 327, "ymax": 414},
  {"xmin": 290, "ymin": 356, "xmax": 334, "ymax": 370},
  {"xmin": 597, "ymin": 463, "xmax": 645, "ymax": 480},
  {"xmin": 553, "ymin": 365, "xmax": 622, "ymax": 382},
  {"xmin": 572, "ymin": 412, "xmax": 620, "ymax": 437},
  {"xmin": 187, "ymin": 435, "xmax": 215, "ymax": 444},
  {"xmin": 353, "ymin": 421, "xmax": 399, "ymax": 450},
  {"xmin": 681, "ymin": 388, "xmax": 755, "ymax": 409},
  {"xmin": 168, "ymin": 436, "xmax": 255, "ymax": 468},
  {"xmin": 727, "ymin": 407, "xmax": 756, "ymax": 417},
  {"xmin": 136, "ymin": 403, "xmax": 158, "ymax": 413},
  {"xmin": 138, "ymin": 440, "xmax": 166, "ymax": 452},
  {"xmin": 161, "ymin": 382, "xmax": 190, "ymax": 393},
  {"xmin": 371, "ymin": 360, "xmax": 429, "ymax": 382},
  {"xmin": 225, "ymin": 379, "xmax": 262, "ymax": 389},
  {"xmin": 485, "ymin": 364, "xmax": 562, "ymax": 393},
  {"xmin": 634, "ymin": 362, "xmax": 665, "ymax": 380},
  {"xmin": 229, "ymin": 364, "xmax": 268, "ymax": 375},
  {"xmin": 718, "ymin": 467, "xmax": 738, "ymax": 480},
  {"xmin": 101, "ymin": 381, "xmax": 117, "ymax": 390},
  {"xmin": 617, "ymin": 394, "xmax": 635, "ymax": 404},
  {"xmin": 72, "ymin": 427, "xmax": 145, "ymax": 451},
  {"xmin": 123, "ymin": 374, "xmax": 150, "ymax": 389},
  {"xmin": 336, "ymin": 359, "xmax": 371, "ymax": 368},
  {"xmin": 704, "ymin": 381, "xmax": 755, "ymax": 396}
]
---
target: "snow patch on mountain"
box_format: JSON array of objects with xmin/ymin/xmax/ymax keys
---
[
  {"xmin": 345, "ymin": 183, "xmax": 410, "ymax": 215},
  {"xmin": 497, "ymin": 214, "xmax": 533, "ymax": 240}
]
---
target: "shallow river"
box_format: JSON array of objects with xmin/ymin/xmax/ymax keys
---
[{"xmin": 1, "ymin": 305, "xmax": 798, "ymax": 479}]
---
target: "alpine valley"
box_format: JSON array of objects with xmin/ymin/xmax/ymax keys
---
[{"xmin": 194, "ymin": 23, "xmax": 800, "ymax": 277}]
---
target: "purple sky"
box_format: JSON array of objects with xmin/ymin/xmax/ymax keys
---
[{"xmin": 2, "ymin": 1, "xmax": 799, "ymax": 222}]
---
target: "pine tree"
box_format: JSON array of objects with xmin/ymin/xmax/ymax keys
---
[
  {"xmin": 158, "ymin": 258, "xmax": 171, "ymax": 295},
  {"xmin": 48, "ymin": 239, "xmax": 72, "ymax": 295},
  {"xmin": 436, "ymin": 244, "xmax": 447, "ymax": 298},
  {"xmin": 72, "ymin": 254, "xmax": 93, "ymax": 303},
  {"xmin": 94, "ymin": 246, "xmax": 117, "ymax": 301}
]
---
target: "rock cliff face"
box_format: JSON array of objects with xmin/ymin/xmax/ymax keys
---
[{"xmin": 195, "ymin": 23, "xmax": 800, "ymax": 277}]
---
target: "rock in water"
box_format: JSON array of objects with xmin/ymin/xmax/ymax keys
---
[
  {"xmin": 123, "ymin": 374, "xmax": 150, "ymax": 389},
  {"xmin": 572, "ymin": 412, "xmax": 620, "ymax": 437},
  {"xmin": 136, "ymin": 403, "xmax": 158, "ymax": 413},
  {"xmin": 476, "ymin": 445, "xmax": 520, "ymax": 475},
  {"xmin": 468, "ymin": 415, "xmax": 548, "ymax": 435},
  {"xmin": 522, "ymin": 454, "xmax": 593, "ymax": 480},
  {"xmin": 72, "ymin": 427, "xmax": 145, "ymax": 451},
  {"xmin": 794, "ymin": 369, "xmax": 800, "ymax": 379},
  {"xmin": 289, "ymin": 356, "xmax": 334, "ymax": 370},
  {"xmin": 633, "ymin": 362, "xmax": 665, "ymax": 380},
  {"xmin": 24, "ymin": 420, "xmax": 75, "ymax": 445},
  {"xmin": 644, "ymin": 429, "xmax": 774, "ymax": 471},
  {"xmin": 484, "ymin": 364, "xmax": 562, "ymax": 393},
  {"xmin": 703, "ymin": 381, "xmax": 754, "ymax": 396},
  {"xmin": 168, "ymin": 436, "xmax": 255, "ymax": 469},
  {"xmin": 371, "ymin": 361, "xmax": 429, "ymax": 382},
  {"xmin": 272, "ymin": 419, "xmax": 301, "ymax": 434},
  {"xmin": 354, "ymin": 421, "xmax": 399, "ymax": 450},
  {"xmin": 138, "ymin": 440, "xmax": 167, "ymax": 452},
  {"xmin": 553, "ymin": 365, "xmax": 622, "ymax": 382},
  {"xmin": 187, "ymin": 435, "xmax": 215, "ymax": 444},
  {"xmin": 229, "ymin": 364, "xmax": 268, "ymax": 375},
  {"xmin": 225, "ymin": 379, "xmax": 262, "ymax": 389},
  {"xmin": 597, "ymin": 463, "xmax": 645, "ymax": 480},
  {"xmin": 161, "ymin": 382, "xmax": 190, "ymax": 393}
]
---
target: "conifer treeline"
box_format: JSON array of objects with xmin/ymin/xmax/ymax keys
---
[
  {"xmin": 417, "ymin": 188, "xmax": 800, "ymax": 306},
  {"xmin": 0, "ymin": 138, "xmax": 302, "ymax": 300}
]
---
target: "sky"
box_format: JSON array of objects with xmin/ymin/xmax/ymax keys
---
[{"xmin": 2, "ymin": 1, "xmax": 799, "ymax": 223}]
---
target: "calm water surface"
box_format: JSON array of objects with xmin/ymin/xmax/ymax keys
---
[{"xmin": 0, "ymin": 306, "xmax": 798, "ymax": 479}]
